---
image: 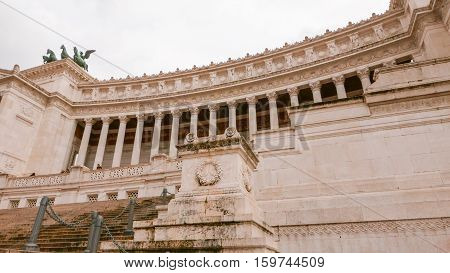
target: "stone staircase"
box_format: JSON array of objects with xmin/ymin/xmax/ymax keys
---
[{"xmin": 0, "ymin": 197, "xmax": 172, "ymax": 253}]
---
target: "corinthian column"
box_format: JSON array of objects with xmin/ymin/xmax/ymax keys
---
[
  {"xmin": 93, "ymin": 117, "xmax": 111, "ymax": 170},
  {"xmin": 208, "ymin": 104, "xmax": 219, "ymax": 137},
  {"xmin": 112, "ymin": 115, "xmax": 129, "ymax": 168},
  {"xmin": 357, "ymin": 67, "xmax": 371, "ymax": 92},
  {"xmin": 150, "ymin": 112, "xmax": 164, "ymax": 160},
  {"xmin": 246, "ymin": 96, "xmax": 257, "ymax": 138},
  {"xmin": 77, "ymin": 118, "xmax": 94, "ymax": 167},
  {"xmin": 309, "ymin": 81, "xmax": 322, "ymax": 103},
  {"xmin": 333, "ymin": 75, "xmax": 347, "ymax": 99},
  {"xmin": 189, "ymin": 106, "xmax": 199, "ymax": 138},
  {"xmin": 131, "ymin": 114, "xmax": 145, "ymax": 165},
  {"xmin": 288, "ymin": 87, "xmax": 299, "ymax": 107},
  {"xmin": 267, "ymin": 92, "xmax": 279, "ymax": 130},
  {"xmin": 227, "ymin": 100, "xmax": 237, "ymax": 128},
  {"xmin": 169, "ymin": 109, "xmax": 181, "ymax": 158}
]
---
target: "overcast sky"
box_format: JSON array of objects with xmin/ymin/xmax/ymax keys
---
[{"xmin": 0, "ymin": 0, "xmax": 390, "ymax": 80}]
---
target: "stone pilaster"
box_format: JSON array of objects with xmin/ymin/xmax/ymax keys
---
[
  {"xmin": 288, "ymin": 87, "xmax": 299, "ymax": 107},
  {"xmin": 150, "ymin": 112, "xmax": 164, "ymax": 160},
  {"xmin": 309, "ymin": 81, "xmax": 323, "ymax": 103},
  {"xmin": 76, "ymin": 118, "xmax": 94, "ymax": 167},
  {"xmin": 227, "ymin": 100, "xmax": 237, "ymax": 129},
  {"xmin": 169, "ymin": 109, "xmax": 181, "ymax": 158},
  {"xmin": 208, "ymin": 104, "xmax": 219, "ymax": 137},
  {"xmin": 189, "ymin": 107, "xmax": 199, "ymax": 138},
  {"xmin": 93, "ymin": 117, "xmax": 111, "ymax": 170},
  {"xmin": 246, "ymin": 96, "xmax": 257, "ymax": 139},
  {"xmin": 112, "ymin": 115, "xmax": 129, "ymax": 168},
  {"xmin": 332, "ymin": 75, "xmax": 347, "ymax": 99},
  {"xmin": 131, "ymin": 114, "xmax": 145, "ymax": 165},
  {"xmin": 357, "ymin": 67, "xmax": 371, "ymax": 92},
  {"xmin": 267, "ymin": 92, "xmax": 279, "ymax": 130}
]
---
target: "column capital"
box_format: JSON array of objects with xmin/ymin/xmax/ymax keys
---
[
  {"xmin": 246, "ymin": 96, "xmax": 257, "ymax": 105},
  {"xmin": 332, "ymin": 75, "xmax": 345, "ymax": 85},
  {"xmin": 309, "ymin": 81, "xmax": 321, "ymax": 91},
  {"xmin": 136, "ymin": 114, "xmax": 146, "ymax": 121},
  {"xmin": 287, "ymin": 87, "xmax": 299, "ymax": 96},
  {"xmin": 154, "ymin": 112, "xmax": 164, "ymax": 120},
  {"xmin": 227, "ymin": 100, "xmax": 237, "ymax": 108},
  {"xmin": 118, "ymin": 115, "xmax": 129, "ymax": 123},
  {"xmin": 189, "ymin": 106, "xmax": 200, "ymax": 115},
  {"xmin": 171, "ymin": 109, "xmax": 182, "ymax": 118},
  {"xmin": 101, "ymin": 116, "xmax": 112, "ymax": 125},
  {"xmin": 84, "ymin": 118, "xmax": 94, "ymax": 126},
  {"xmin": 357, "ymin": 67, "xmax": 370, "ymax": 78},
  {"xmin": 266, "ymin": 92, "xmax": 277, "ymax": 102},
  {"xmin": 208, "ymin": 103, "xmax": 219, "ymax": 112}
]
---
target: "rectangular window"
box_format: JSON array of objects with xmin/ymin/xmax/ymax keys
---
[
  {"xmin": 107, "ymin": 192, "xmax": 118, "ymax": 201},
  {"xmin": 9, "ymin": 200, "xmax": 19, "ymax": 209},
  {"xmin": 127, "ymin": 190, "xmax": 138, "ymax": 200},
  {"xmin": 27, "ymin": 199, "xmax": 37, "ymax": 208},
  {"xmin": 87, "ymin": 194, "xmax": 98, "ymax": 203}
]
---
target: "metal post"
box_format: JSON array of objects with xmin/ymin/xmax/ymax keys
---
[
  {"xmin": 90, "ymin": 215, "xmax": 103, "ymax": 253},
  {"xmin": 124, "ymin": 199, "xmax": 136, "ymax": 235},
  {"xmin": 24, "ymin": 196, "xmax": 49, "ymax": 252},
  {"xmin": 84, "ymin": 211, "xmax": 98, "ymax": 253}
]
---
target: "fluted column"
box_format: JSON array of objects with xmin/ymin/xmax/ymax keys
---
[
  {"xmin": 357, "ymin": 67, "xmax": 371, "ymax": 92},
  {"xmin": 131, "ymin": 114, "xmax": 145, "ymax": 165},
  {"xmin": 227, "ymin": 100, "xmax": 237, "ymax": 128},
  {"xmin": 77, "ymin": 118, "xmax": 94, "ymax": 167},
  {"xmin": 208, "ymin": 104, "xmax": 219, "ymax": 137},
  {"xmin": 150, "ymin": 112, "xmax": 164, "ymax": 159},
  {"xmin": 169, "ymin": 109, "xmax": 181, "ymax": 158},
  {"xmin": 112, "ymin": 115, "xmax": 129, "ymax": 168},
  {"xmin": 310, "ymin": 81, "xmax": 323, "ymax": 103},
  {"xmin": 333, "ymin": 75, "xmax": 347, "ymax": 99},
  {"xmin": 246, "ymin": 96, "xmax": 257, "ymax": 138},
  {"xmin": 288, "ymin": 87, "xmax": 299, "ymax": 107},
  {"xmin": 93, "ymin": 117, "xmax": 111, "ymax": 170},
  {"xmin": 267, "ymin": 92, "xmax": 279, "ymax": 130},
  {"xmin": 189, "ymin": 106, "xmax": 199, "ymax": 138}
]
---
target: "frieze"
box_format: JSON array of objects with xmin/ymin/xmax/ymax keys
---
[
  {"xmin": 279, "ymin": 218, "xmax": 450, "ymax": 236},
  {"xmin": 370, "ymin": 95, "xmax": 450, "ymax": 115},
  {"xmin": 10, "ymin": 174, "xmax": 66, "ymax": 188}
]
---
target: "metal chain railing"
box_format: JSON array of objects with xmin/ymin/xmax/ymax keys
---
[
  {"xmin": 45, "ymin": 204, "xmax": 91, "ymax": 228},
  {"xmin": 103, "ymin": 224, "xmax": 128, "ymax": 253}
]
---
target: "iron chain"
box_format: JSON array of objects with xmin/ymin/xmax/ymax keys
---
[
  {"xmin": 103, "ymin": 224, "xmax": 128, "ymax": 253},
  {"xmin": 45, "ymin": 204, "xmax": 90, "ymax": 228}
]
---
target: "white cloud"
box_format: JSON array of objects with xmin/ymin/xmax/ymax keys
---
[{"xmin": 0, "ymin": 0, "xmax": 390, "ymax": 79}]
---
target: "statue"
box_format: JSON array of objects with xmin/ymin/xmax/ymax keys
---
[
  {"xmin": 42, "ymin": 49, "xmax": 57, "ymax": 64},
  {"xmin": 73, "ymin": 47, "xmax": 96, "ymax": 71},
  {"xmin": 42, "ymin": 45, "xmax": 95, "ymax": 71},
  {"xmin": 60, "ymin": 45, "xmax": 70, "ymax": 59}
]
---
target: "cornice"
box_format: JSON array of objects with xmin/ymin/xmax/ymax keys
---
[
  {"xmin": 80, "ymin": 7, "xmax": 405, "ymax": 86},
  {"xmin": 22, "ymin": 58, "xmax": 95, "ymax": 83}
]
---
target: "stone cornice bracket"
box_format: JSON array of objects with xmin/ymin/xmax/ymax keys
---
[
  {"xmin": 84, "ymin": 118, "xmax": 95, "ymax": 125},
  {"xmin": 101, "ymin": 116, "xmax": 112, "ymax": 125},
  {"xmin": 118, "ymin": 115, "xmax": 129, "ymax": 123},
  {"xmin": 136, "ymin": 114, "xmax": 146, "ymax": 121},
  {"xmin": 246, "ymin": 96, "xmax": 257, "ymax": 105},
  {"xmin": 227, "ymin": 100, "xmax": 237, "ymax": 108},
  {"xmin": 266, "ymin": 91, "xmax": 277, "ymax": 102},
  {"xmin": 357, "ymin": 67, "xmax": 370, "ymax": 78},
  {"xmin": 332, "ymin": 75, "xmax": 345, "ymax": 85},
  {"xmin": 208, "ymin": 103, "xmax": 219, "ymax": 112},
  {"xmin": 287, "ymin": 87, "xmax": 299, "ymax": 96},
  {"xmin": 171, "ymin": 108, "xmax": 182, "ymax": 118},
  {"xmin": 309, "ymin": 81, "xmax": 321, "ymax": 91},
  {"xmin": 154, "ymin": 112, "xmax": 164, "ymax": 120},
  {"xmin": 189, "ymin": 106, "xmax": 200, "ymax": 115}
]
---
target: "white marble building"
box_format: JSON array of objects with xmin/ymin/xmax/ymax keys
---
[{"xmin": 0, "ymin": 0, "xmax": 450, "ymax": 252}]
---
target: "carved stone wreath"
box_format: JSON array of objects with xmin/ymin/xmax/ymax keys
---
[
  {"xmin": 195, "ymin": 160, "xmax": 223, "ymax": 186},
  {"xmin": 225, "ymin": 127, "xmax": 237, "ymax": 138},
  {"xmin": 185, "ymin": 133, "xmax": 196, "ymax": 144}
]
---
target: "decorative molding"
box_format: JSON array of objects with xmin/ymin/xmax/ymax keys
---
[{"xmin": 195, "ymin": 160, "xmax": 223, "ymax": 186}]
